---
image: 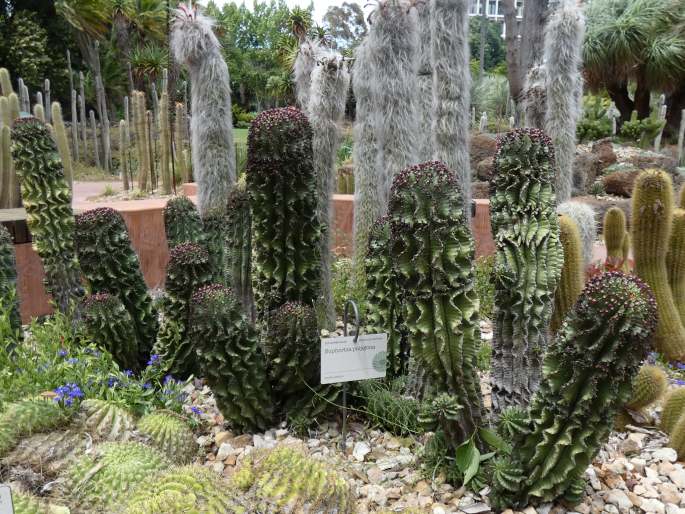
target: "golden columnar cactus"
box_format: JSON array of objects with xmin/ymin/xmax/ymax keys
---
[
  {"xmin": 667, "ymin": 208, "xmax": 685, "ymax": 323},
  {"xmin": 626, "ymin": 364, "xmax": 668, "ymax": 411},
  {"xmin": 604, "ymin": 206, "xmax": 628, "ymax": 264},
  {"xmin": 660, "ymin": 387, "xmax": 685, "ymax": 434},
  {"xmin": 551, "ymin": 215, "xmax": 585, "ymax": 333},
  {"xmin": 631, "ymin": 169, "xmax": 685, "ymax": 360}
]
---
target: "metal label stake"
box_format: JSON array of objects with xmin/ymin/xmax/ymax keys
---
[{"xmin": 340, "ymin": 299, "xmax": 360, "ymax": 453}]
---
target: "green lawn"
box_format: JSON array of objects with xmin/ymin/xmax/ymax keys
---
[{"xmin": 234, "ymin": 128, "xmax": 248, "ymax": 143}]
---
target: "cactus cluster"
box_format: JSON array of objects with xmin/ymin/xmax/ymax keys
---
[
  {"xmin": 491, "ymin": 272, "xmax": 657, "ymax": 509},
  {"xmin": 389, "ymin": 160, "xmax": 483, "ymax": 438},
  {"xmin": 11, "ymin": 117, "xmax": 83, "ymax": 314},
  {"xmin": 490, "ymin": 129, "xmax": 563, "ymax": 414},
  {"xmin": 190, "ymin": 284, "xmax": 272, "ymax": 431},
  {"xmin": 137, "ymin": 411, "xmax": 197, "ymax": 464},
  {"xmin": 0, "ymin": 224, "xmax": 21, "ymax": 333},
  {"xmin": 550, "ymin": 215, "xmax": 584, "ymax": 333},
  {"xmin": 75, "ymin": 207, "xmax": 158, "ymax": 360},
  {"xmin": 246, "ymin": 107, "xmax": 322, "ymax": 315},
  {"xmin": 0, "ymin": 398, "xmax": 68, "ymax": 457},
  {"xmin": 163, "ymin": 196, "xmax": 204, "ymax": 248}
]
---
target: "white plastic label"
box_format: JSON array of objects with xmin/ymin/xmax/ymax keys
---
[
  {"xmin": 320, "ymin": 333, "xmax": 388, "ymax": 384},
  {"xmin": 0, "ymin": 485, "xmax": 14, "ymax": 514}
]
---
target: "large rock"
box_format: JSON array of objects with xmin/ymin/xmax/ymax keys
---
[
  {"xmin": 573, "ymin": 195, "xmax": 631, "ymax": 233},
  {"xmin": 470, "ymin": 133, "xmax": 497, "ymax": 171},
  {"xmin": 602, "ymin": 169, "xmax": 641, "ymax": 197},
  {"xmin": 476, "ymin": 157, "xmax": 494, "ymax": 181},
  {"xmin": 573, "ymin": 138, "xmax": 618, "ymax": 194}
]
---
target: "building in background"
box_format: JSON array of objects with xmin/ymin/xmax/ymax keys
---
[{"xmin": 468, "ymin": 0, "xmax": 524, "ymax": 35}]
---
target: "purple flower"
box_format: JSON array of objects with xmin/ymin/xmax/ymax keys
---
[
  {"xmin": 57, "ymin": 349, "xmax": 68, "ymax": 357},
  {"xmin": 67, "ymin": 357, "xmax": 79, "ymax": 365},
  {"xmin": 146, "ymin": 354, "xmax": 161, "ymax": 367},
  {"xmin": 163, "ymin": 375, "xmax": 175, "ymax": 385},
  {"xmin": 54, "ymin": 383, "xmax": 84, "ymax": 406},
  {"xmin": 123, "ymin": 370, "xmax": 133, "ymax": 377},
  {"xmin": 107, "ymin": 376, "xmax": 119, "ymax": 388},
  {"xmin": 190, "ymin": 406, "xmax": 202, "ymax": 415},
  {"xmin": 142, "ymin": 382, "xmax": 152, "ymax": 390},
  {"xmin": 677, "ymin": 363, "xmax": 685, "ymax": 370},
  {"xmin": 675, "ymin": 379, "xmax": 685, "ymax": 386}
]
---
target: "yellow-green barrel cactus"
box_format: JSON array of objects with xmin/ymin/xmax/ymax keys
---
[
  {"xmin": 668, "ymin": 411, "xmax": 685, "ymax": 459},
  {"xmin": 63, "ymin": 441, "xmax": 168, "ymax": 513},
  {"xmin": 626, "ymin": 364, "xmax": 668, "ymax": 411},
  {"xmin": 0, "ymin": 398, "xmax": 68, "ymax": 457},
  {"xmin": 11, "ymin": 117, "xmax": 83, "ymax": 314},
  {"xmin": 491, "ymin": 272, "xmax": 657, "ymax": 509},
  {"xmin": 660, "ymin": 387, "xmax": 685, "ymax": 434},
  {"xmin": 12, "ymin": 491, "xmax": 69, "ymax": 514},
  {"xmin": 233, "ymin": 446, "xmax": 353, "ymax": 513},
  {"xmin": 489, "ymin": 128, "xmax": 563, "ymax": 414},
  {"xmin": 163, "ymin": 196, "xmax": 204, "ymax": 249},
  {"xmin": 667, "ymin": 208, "xmax": 685, "ymax": 323},
  {"xmin": 0, "ymin": 224, "xmax": 21, "ymax": 334},
  {"xmin": 388, "ymin": 160, "xmax": 483, "ymax": 438},
  {"xmin": 77, "ymin": 398, "xmax": 135, "ymax": 442},
  {"xmin": 603, "ymin": 206, "xmax": 628, "ymax": 264},
  {"xmin": 632, "ymin": 169, "xmax": 685, "ymax": 360},
  {"xmin": 264, "ymin": 302, "xmax": 339, "ymax": 420},
  {"xmin": 551, "ymin": 215, "xmax": 585, "ymax": 333},
  {"xmin": 137, "ymin": 410, "xmax": 198, "ymax": 464},
  {"xmin": 246, "ymin": 107, "xmax": 322, "ymax": 315},
  {"xmin": 225, "ymin": 180, "xmax": 254, "ymax": 318},
  {"xmin": 365, "ymin": 216, "xmax": 406, "ymax": 378},
  {"xmin": 75, "ymin": 207, "xmax": 158, "ymax": 360},
  {"xmin": 189, "ymin": 284, "xmax": 272, "ymax": 432}
]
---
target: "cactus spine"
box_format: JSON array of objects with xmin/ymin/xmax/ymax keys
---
[
  {"xmin": 490, "ymin": 129, "xmax": 563, "ymax": 414},
  {"xmin": 661, "ymin": 387, "xmax": 685, "ymax": 434},
  {"xmin": 551, "ymin": 215, "xmax": 584, "ymax": 333},
  {"xmin": 51, "ymin": 102, "xmax": 73, "ymax": 189},
  {"xmin": 389, "ymin": 161, "xmax": 483, "ymax": 438},
  {"xmin": 246, "ymin": 107, "xmax": 322, "ymax": 315},
  {"xmin": 632, "ymin": 169, "xmax": 685, "ymax": 360},
  {"xmin": 491, "ymin": 272, "xmax": 657, "ymax": 509},
  {"xmin": 625, "ymin": 364, "xmax": 668, "ymax": 411},
  {"xmin": 225, "ymin": 180, "xmax": 254, "ymax": 317},
  {"xmin": 190, "ymin": 284, "xmax": 273, "ymax": 431},
  {"xmin": 75, "ymin": 207, "xmax": 158, "ymax": 358},
  {"xmin": 543, "ymin": 0, "xmax": 585, "ymax": 204},
  {"xmin": 158, "ymin": 91, "xmax": 172, "ymax": 195},
  {"xmin": 604, "ymin": 206, "xmax": 628, "ymax": 264},
  {"xmin": 11, "ymin": 117, "xmax": 83, "ymax": 314},
  {"xmin": 667, "ymin": 208, "xmax": 685, "ymax": 323},
  {"xmin": 0, "ymin": 225, "xmax": 21, "ymax": 333}
]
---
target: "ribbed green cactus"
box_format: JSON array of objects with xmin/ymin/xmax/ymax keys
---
[
  {"xmin": 64, "ymin": 442, "xmax": 168, "ymax": 512},
  {"xmin": 0, "ymin": 398, "xmax": 68, "ymax": 457},
  {"xmin": 246, "ymin": 107, "xmax": 322, "ymax": 315},
  {"xmin": 490, "ymin": 128, "xmax": 563, "ymax": 414},
  {"xmin": 201, "ymin": 209, "xmax": 227, "ymax": 284},
  {"xmin": 81, "ymin": 292, "xmax": 140, "ymax": 371},
  {"xmin": 626, "ymin": 364, "xmax": 668, "ymax": 411},
  {"xmin": 51, "ymin": 102, "xmax": 73, "ymax": 189},
  {"xmin": 137, "ymin": 411, "xmax": 198, "ymax": 464},
  {"xmin": 490, "ymin": 272, "xmax": 657, "ymax": 509},
  {"xmin": 75, "ymin": 207, "xmax": 158, "ymax": 358},
  {"xmin": 225, "ymin": 180, "xmax": 254, "ymax": 317},
  {"xmin": 233, "ymin": 446, "xmax": 353, "ymax": 513},
  {"xmin": 123, "ymin": 466, "xmax": 240, "ymax": 514},
  {"xmin": 0, "ymin": 224, "xmax": 21, "ymax": 333},
  {"xmin": 12, "ymin": 491, "xmax": 69, "ymax": 514},
  {"xmin": 551, "ymin": 215, "xmax": 584, "ymax": 333},
  {"xmin": 365, "ymin": 216, "xmax": 405, "ymax": 378},
  {"xmin": 159, "ymin": 91, "xmax": 172, "ymax": 195},
  {"xmin": 154, "ymin": 242, "xmax": 212, "ymax": 378},
  {"xmin": 11, "ymin": 117, "xmax": 83, "ymax": 314},
  {"xmin": 632, "ymin": 169, "xmax": 685, "ymax": 360},
  {"xmin": 668, "ymin": 411, "xmax": 685, "ymax": 459},
  {"xmin": 388, "ymin": 160, "xmax": 483, "ymax": 438},
  {"xmin": 667, "ymin": 208, "xmax": 685, "ymax": 323},
  {"xmin": 660, "ymin": 387, "xmax": 685, "ymax": 434},
  {"xmin": 163, "ymin": 196, "xmax": 204, "ymax": 248},
  {"xmin": 190, "ymin": 284, "xmax": 272, "ymax": 431},
  {"xmin": 604, "ymin": 206, "xmax": 628, "ymax": 264},
  {"xmin": 77, "ymin": 399, "xmax": 135, "ymax": 441},
  {"xmin": 265, "ymin": 302, "xmax": 338, "ymax": 420}
]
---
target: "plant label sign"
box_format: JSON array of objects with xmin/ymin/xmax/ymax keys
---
[
  {"xmin": 0, "ymin": 485, "xmax": 13, "ymax": 514},
  {"xmin": 320, "ymin": 333, "xmax": 388, "ymax": 384}
]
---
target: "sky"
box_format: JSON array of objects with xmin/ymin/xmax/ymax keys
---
[{"xmin": 209, "ymin": 0, "xmax": 357, "ymax": 23}]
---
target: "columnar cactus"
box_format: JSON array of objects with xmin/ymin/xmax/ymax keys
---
[
  {"xmin": 246, "ymin": 107, "xmax": 321, "ymax": 315},
  {"xmin": 154, "ymin": 242, "xmax": 212, "ymax": 377},
  {"xmin": 667, "ymin": 209, "xmax": 685, "ymax": 323},
  {"xmin": 174, "ymin": 102, "xmax": 189, "ymax": 183},
  {"xmin": 625, "ymin": 364, "xmax": 668, "ymax": 411},
  {"xmin": 660, "ymin": 387, "xmax": 685, "ymax": 434},
  {"xmin": 225, "ymin": 180, "xmax": 254, "ymax": 317},
  {"xmin": 201, "ymin": 209, "xmax": 227, "ymax": 284},
  {"xmin": 0, "ymin": 398, "xmax": 68, "ymax": 457},
  {"xmin": 189, "ymin": 284, "xmax": 273, "ymax": 431},
  {"xmin": 0, "ymin": 68, "xmax": 12, "ymax": 95},
  {"xmin": 81, "ymin": 292, "xmax": 140, "ymax": 371},
  {"xmin": 550, "ymin": 215, "xmax": 584, "ymax": 333},
  {"xmin": 163, "ymin": 196, "xmax": 204, "ymax": 248},
  {"xmin": 171, "ymin": 3, "xmax": 236, "ymax": 216},
  {"xmin": 0, "ymin": 124, "xmax": 19, "ymax": 209},
  {"xmin": 11, "ymin": 117, "xmax": 83, "ymax": 314},
  {"xmin": 293, "ymin": 38, "xmax": 322, "ymax": 109},
  {"xmin": 132, "ymin": 91, "xmax": 150, "ymax": 190},
  {"xmin": 0, "ymin": 225, "xmax": 21, "ymax": 334},
  {"xmin": 490, "ymin": 272, "xmax": 657, "ymax": 509},
  {"xmin": 631, "ymin": 169, "xmax": 685, "ymax": 360},
  {"xmin": 416, "ymin": 2, "xmax": 433, "ymax": 162},
  {"xmin": 137, "ymin": 411, "xmax": 198, "ymax": 464},
  {"xmin": 119, "ymin": 119, "xmax": 130, "ymax": 190},
  {"xmin": 51, "ymin": 102, "xmax": 73, "ymax": 188},
  {"xmin": 604, "ymin": 206, "xmax": 628, "ymax": 264},
  {"xmin": 389, "ymin": 160, "xmax": 483, "ymax": 437},
  {"xmin": 490, "ymin": 129, "xmax": 563, "ymax": 413},
  {"xmin": 668, "ymin": 413, "xmax": 685, "ymax": 459},
  {"xmin": 365, "ymin": 216, "xmax": 406, "ymax": 378},
  {"xmin": 264, "ymin": 302, "xmax": 338, "ymax": 419},
  {"xmin": 75, "ymin": 207, "xmax": 158, "ymax": 357},
  {"xmin": 158, "ymin": 91, "xmax": 172, "ymax": 195}
]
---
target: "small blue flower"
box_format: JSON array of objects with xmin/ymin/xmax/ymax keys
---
[
  {"xmin": 123, "ymin": 369, "xmax": 133, "ymax": 377},
  {"xmin": 675, "ymin": 379, "xmax": 685, "ymax": 386},
  {"xmin": 142, "ymin": 382, "xmax": 152, "ymax": 390},
  {"xmin": 53, "ymin": 383, "xmax": 84, "ymax": 406},
  {"xmin": 57, "ymin": 349, "xmax": 68, "ymax": 357},
  {"xmin": 107, "ymin": 376, "xmax": 119, "ymax": 388},
  {"xmin": 146, "ymin": 354, "xmax": 161, "ymax": 367},
  {"xmin": 163, "ymin": 375, "xmax": 175, "ymax": 385},
  {"xmin": 190, "ymin": 406, "xmax": 202, "ymax": 415},
  {"xmin": 67, "ymin": 357, "xmax": 79, "ymax": 365}
]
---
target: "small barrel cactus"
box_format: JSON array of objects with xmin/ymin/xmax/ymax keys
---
[
  {"xmin": 246, "ymin": 107, "xmax": 322, "ymax": 315},
  {"xmin": 632, "ymin": 169, "xmax": 685, "ymax": 360},
  {"xmin": 81, "ymin": 292, "xmax": 140, "ymax": 372},
  {"xmin": 12, "ymin": 491, "xmax": 69, "ymax": 514},
  {"xmin": 77, "ymin": 398, "xmax": 135, "ymax": 442},
  {"xmin": 389, "ymin": 160, "xmax": 483, "ymax": 439},
  {"xmin": 11, "ymin": 117, "xmax": 83, "ymax": 314},
  {"xmin": 550, "ymin": 215, "xmax": 585, "ymax": 333},
  {"xmin": 0, "ymin": 224, "xmax": 21, "ymax": 334},
  {"xmin": 137, "ymin": 410, "xmax": 198, "ymax": 464},
  {"xmin": 75, "ymin": 207, "xmax": 158, "ymax": 359},
  {"xmin": 490, "ymin": 272, "xmax": 657, "ymax": 509},
  {"xmin": 667, "ymin": 208, "xmax": 685, "ymax": 324},
  {"xmin": 163, "ymin": 196, "xmax": 204, "ymax": 248},
  {"xmin": 604, "ymin": 206, "xmax": 628, "ymax": 264},
  {"xmin": 660, "ymin": 387, "xmax": 685, "ymax": 434},
  {"xmin": 365, "ymin": 216, "xmax": 406, "ymax": 378},
  {"xmin": 626, "ymin": 364, "xmax": 668, "ymax": 411},
  {"xmin": 225, "ymin": 180, "xmax": 254, "ymax": 318},
  {"xmin": 0, "ymin": 398, "xmax": 68, "ymax": 457},
  {"xmin": 189, "ymin": 284, "xmax": 273, "ymax": 432}
]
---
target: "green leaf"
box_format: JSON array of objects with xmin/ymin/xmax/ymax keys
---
[
  {"xmin": 480, "ymin": 451, "xmax": 496, "ymax": 462},
  {"xmin": 479, "ymin": 427, "xmax": 509, "ymax": 453},
  {"xmin": 455, "ymin": 438, "xmax": 480, "ymax": 485}
]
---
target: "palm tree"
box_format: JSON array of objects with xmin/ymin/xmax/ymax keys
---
[
  {"xmin": 289, "ymin": 6, "xmax": 312, "ymax": 43},
  {"xmin": 584, "ymin": 0, "xmax": 685, "ymax": 124}
]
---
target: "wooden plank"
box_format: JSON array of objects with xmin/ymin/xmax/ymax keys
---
[{"xmin": 0, "ymin": 208, "xmax": 31, "ymax": 244}]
